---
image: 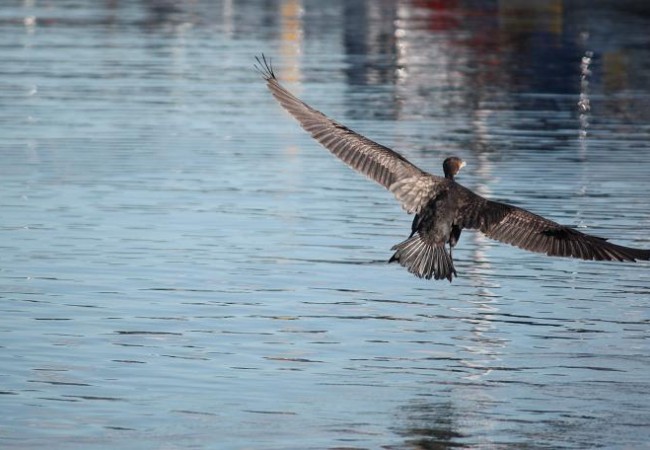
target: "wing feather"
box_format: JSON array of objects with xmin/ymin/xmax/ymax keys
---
[
  {"xmin": 453, "ymin": 185, "xmax": 650, "ymax": 262},
  {"xmin": 256, "ymin": 55, "xmax": 445, "ymax": 214}
]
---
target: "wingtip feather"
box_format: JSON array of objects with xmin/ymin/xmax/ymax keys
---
[{"xmin": 254, "ymin": 54, "xmax": 276, "ymax": 81}]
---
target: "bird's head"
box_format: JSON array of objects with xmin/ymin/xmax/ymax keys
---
[{"xmin": 443, "ymin": 156, "xmax": 466, "ymax": 180}]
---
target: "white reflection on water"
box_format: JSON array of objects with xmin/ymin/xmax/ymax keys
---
[{"xmin": 1, "ymin": 1, "xmax": 650, "ymax": 449}]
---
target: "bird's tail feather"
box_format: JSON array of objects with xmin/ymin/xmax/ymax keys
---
[{"xmin": 389, "ymin": 235, "xmax": 456, "ymax": 282}]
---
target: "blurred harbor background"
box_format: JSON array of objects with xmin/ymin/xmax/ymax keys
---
[{"xmin": 1, "ymin": 1, "xmax": 650, "ymax": 448}]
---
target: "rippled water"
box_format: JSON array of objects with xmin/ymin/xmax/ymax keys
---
[{"xmin": 2, "ymin": 1, "xmax": 650, "ymax": 449}]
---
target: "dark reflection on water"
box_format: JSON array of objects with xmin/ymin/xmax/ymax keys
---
[
  {"xmin": 2, "ymin": 0, "xmax": 650, "ymax": 449},
  {"xmin": 393, "ymin": 400, "xmax": 467, "ymax": 449}
]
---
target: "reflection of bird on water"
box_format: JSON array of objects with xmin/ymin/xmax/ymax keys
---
[{"xmin": 256, "ymin": 55, "xmax": 650, "ymax": 282}]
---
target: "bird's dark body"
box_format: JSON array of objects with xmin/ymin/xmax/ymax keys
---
[
  {"xmin": 396, "ymin": 188, "xmax": 460, "ymax": 281},
  {"xmin": 393, "ymin": 176, "xmax": 476, "ymax": 280},
  {"xmin": 417, "ymin": 192, "xmax": 455, "ymax": 244},
  {"xmin": 256, "ymin": 55, "xmax": 650, "ymax": 282}
]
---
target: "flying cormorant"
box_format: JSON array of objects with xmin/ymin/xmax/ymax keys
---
[{"xmin": 256, "ymin": 55, "xmax": 650, "ymax": 282}]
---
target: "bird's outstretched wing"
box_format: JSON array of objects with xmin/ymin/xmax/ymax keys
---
[
  {"xmin": 255, "ymin": 55, "xmax": 446, "ymax": 214},
  {"xmin": 455, "ymin": 186, "xmax": 650, "ymax": 261}
]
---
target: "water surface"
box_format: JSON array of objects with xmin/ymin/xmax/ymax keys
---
[{"xmin": 1, "ymin": 1, "xmax": 650, "ymax": 449}]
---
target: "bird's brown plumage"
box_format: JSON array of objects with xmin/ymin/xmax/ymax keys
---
[
  {"xmin": 256, "ymin": 55, "xmax": 650, "ymax": 281},
  {"xmin": 255, "ymin": 55, "xmax": 447, "ymax": 214}
]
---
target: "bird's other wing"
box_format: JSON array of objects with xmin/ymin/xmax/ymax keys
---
[
  {"xmin": 453, "ymin": 185, "xmax": 650, "ymax": 262},
  {"xmin": 256, "ymin": 55, "xmax": 445, "ymax": 214}
]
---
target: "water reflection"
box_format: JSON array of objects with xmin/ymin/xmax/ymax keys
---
[
  {"xmin": 2, "ymin": 1, "xmax": 650, "ymax": 449},
  {"xmin": 394, "ymin": 400, "xmax": 467, "ymax": 449}
]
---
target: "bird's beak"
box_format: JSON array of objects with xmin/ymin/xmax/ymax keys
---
[{"xmin": 460, "ymin": 161, "xmax": 467, "ymax": 169}]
